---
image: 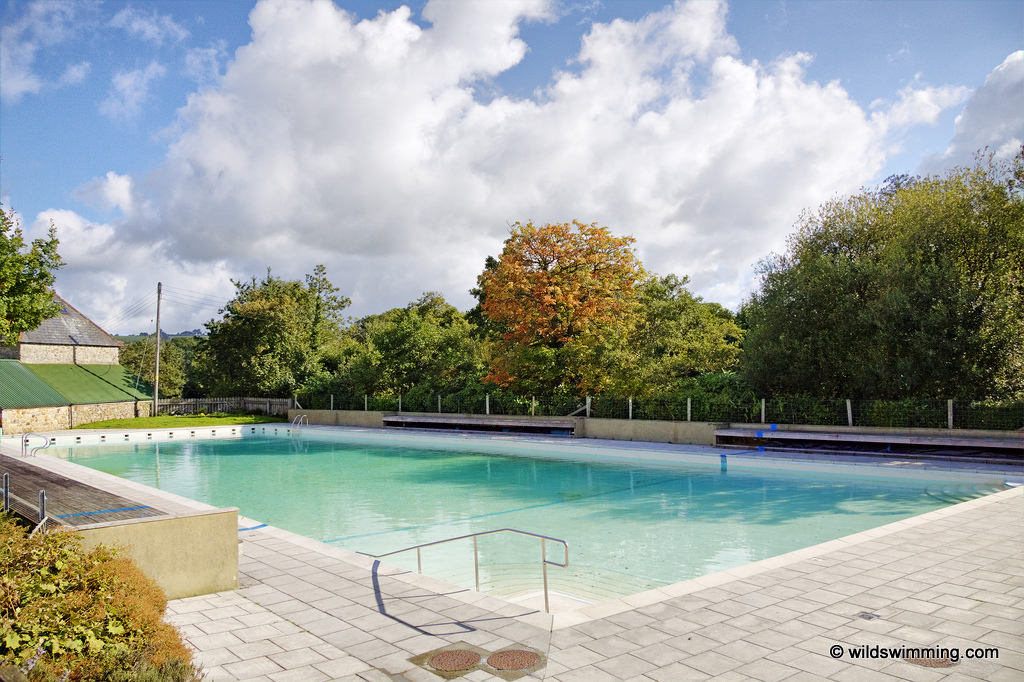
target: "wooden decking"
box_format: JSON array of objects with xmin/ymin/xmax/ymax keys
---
[{"xmin": 1, "ymin": 453, "xmax": 166, "ymax": 527}]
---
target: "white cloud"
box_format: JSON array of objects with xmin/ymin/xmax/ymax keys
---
[
  {"xmin": 185, "ymin": 41, "xmax": 227, "ymax": 86},
  {"xmin": 0, "ymin": 0, "xmax": 86, "ymax": 103},
  {"xmin": 109, "ymin": 7, "xmax": 189, "ymax": 45},
  {"xmin": 31, "ymin": 208, "xmax": 235, "ymax": 334},
  {"xmin": 100, "ymin": 61, "xmax": 166, "ymax": 120},
  {"xmin": 73, "ymin": 171, "xmax": 135, "ymax": 215},
  {"xmin": 52, "ymin": 0, "xmax": 984, "ymax": 331},
  {"xmin": 58, "ymin": 60, "xmax": 90, "ymax": 85},
  {"xmin": 874, "ymin": 81, "xmax": 970, "ymax": 129},
  {"xmin": 919, "ymin": 51, "xmax": 1024, "ymax": 175}
]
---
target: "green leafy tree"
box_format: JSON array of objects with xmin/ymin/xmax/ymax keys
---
[
  {"xmin": 615, "ymin": 275, "xmax": 744, "ymax": 395},
  {"xmin": 343, "ymin": 292, "xmax": 483, "ymax": 396},
  {"xmin": 119, "ymin": 338, "xmax": 187, "ymax": 399},
  {"xmin": 194, "ymin": 267, "xmax": 350, "ymax": 397},
  {"xmin": 1, "ymin": 204, "xmax": 64, "ymax": 345},
  {"xmin": 740, "ymin": 149, "xmax": 1024, "ymax": 399}
]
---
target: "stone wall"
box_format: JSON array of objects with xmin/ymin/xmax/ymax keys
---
[
  {"xmin": 0, "ymin": 406, "xmax": 70, "ymax": 434},
  {"xmin": 15, "ymin": 343, "xmax": 120, "ymax": 364},
  {"xmin": 71, "ymin": 401, "xmax": 152, "ymax": 428},
  {"xmin": 0, "ymin": 401, "xmax": 152, "ymax": 435}
]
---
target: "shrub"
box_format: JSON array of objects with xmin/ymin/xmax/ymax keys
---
[{"xmin": 0, "ymin": 513, "xmax": 203, "ymax": 682}]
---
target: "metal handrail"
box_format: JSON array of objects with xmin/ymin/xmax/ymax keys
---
[
  {"xmin": 361, "ymin": 528, "xmax": 569, "ymax": 613},
  {"xmin": 290, "ymin": 414, "xmax": 308, "ymax": 430},
  {"xmin": 21, "ymin": 433, "xmax": 49, "ymax": 457}
]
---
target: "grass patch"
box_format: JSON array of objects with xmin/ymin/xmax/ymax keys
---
[{"xmin": 75, "ymin": 413, "xmax": 287, "ymax": 430}]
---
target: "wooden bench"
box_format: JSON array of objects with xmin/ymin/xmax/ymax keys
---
[
  {"xmin": 382, "ymin": 413, "xmax": 576, "ymax": 436},
  {"xmin": 714, "ymin": 426, "xmax": 1022, "ymax": 462}
]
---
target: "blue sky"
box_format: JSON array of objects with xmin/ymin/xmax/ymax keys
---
[{"xmin": 2, "ymin": 0, "xmax": 1021, "ymax": 333}]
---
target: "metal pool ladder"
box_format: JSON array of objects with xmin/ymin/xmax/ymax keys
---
[
  {"xmin": 290, "ymin": 414, "xmax": 308, "ymax": 431},
  {"xmin": 21, "ymin": 433, "xmax": 51, "ymax": 457},
  {"xmin": 362, "ymin": 528, "xmax": 569, "ymax": 613}
]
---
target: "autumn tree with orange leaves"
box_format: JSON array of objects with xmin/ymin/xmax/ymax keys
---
[{"xmin": 477, "ymin": 220, "xmax": 646, "ymax": 394}]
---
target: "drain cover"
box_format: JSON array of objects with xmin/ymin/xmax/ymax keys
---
[
  {"xmin": 904, "ymin": 657, "xmax": 957, "ymax": 668},
  {"xmin": 428, "ymin": 650, "xmax": 481, "ymax": 672},
  {"xmin": 856, "ymin": 612, "xmax": 881, "ymax": 620},
  {"xmin": 488, "ymin": 650, "xmax": 541, "ymax": 671}
]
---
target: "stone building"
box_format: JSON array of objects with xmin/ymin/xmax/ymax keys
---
[
  {"xmin": 0, "ymin": 294, "xmax": 121, "ymax": 364},
  {"xmin": 0, "ymin": 294, "xmax": 152, "ymax": 435}
]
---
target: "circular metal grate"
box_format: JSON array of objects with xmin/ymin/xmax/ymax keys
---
[
  {"xmin": 428, "ymin": 650, "xmax": 481, "ymax": 672},
  {"xmin": 487, "ymin": 649, "xmax": 541, "ymax": 671},
  {"xmin": 904, "ymin": 657, "xmax": 957, "ymax": 668}
]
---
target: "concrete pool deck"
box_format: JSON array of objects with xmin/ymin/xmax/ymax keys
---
[{"xmin": 3, "ymin": 431, "xmax": 1022, "ymax": 681}]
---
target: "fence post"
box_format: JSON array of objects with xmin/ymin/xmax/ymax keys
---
[
  {"xmin": 532, "ymin": 396, "xmax": 536, "ymax": 416},
  {"xmin": 364, "ymin": 395, "xmax": 368, "ymax": 412},
  {"xmin": 3, "ymin": 473, "xmax": 8, "ymax": 512},
  {"xmin": 846, "ymin": 399, "xmax": 853, "ymax": 427},
  {"xmin": 628, "ymin": 397, "xmax": 633, "ymax": 420},
  {"xmin": 438, "ymin": 395, "xmax": 442, "ymax": 413},
  {"xmin": 761, "ymin": 398, "xmax": 766, "ymax": 424},
  {"xmin": 331, "ymin": 395, "xmax": 334, "ymax": 411},
  {"xmin": 586, "ymin": 396, "xmax": 591, "ymax": 418},
  {"xmin": 687, "ymin": 397, "xmax": 691, "ymax": 422},
  {"xmin": 39, "ymin": 490, "xmax": 46, "ymax": 521},
  {"xmin": 486, "ymin": 394, "xmax": 490, "ymax": 415},
  {"xmin": 948, "ymin": 399, "xmax": 953, "ymax": 429},
  {"xmin": 398, "ymin": 395, "xmax": 402, "ymax": 412}
]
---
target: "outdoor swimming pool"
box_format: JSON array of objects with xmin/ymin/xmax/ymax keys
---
[{"xmin": 49, "ymin": 428, "xmax": 1008, "ymax": 603}]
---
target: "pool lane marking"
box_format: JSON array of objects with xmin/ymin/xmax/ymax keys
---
[
  {"xmin": 55, "ymin": 505, "xmax": 154, "ymax": 518},
  {"xmin": 323, "ymin": 475, "xmax": 687, "ymax": 544}
]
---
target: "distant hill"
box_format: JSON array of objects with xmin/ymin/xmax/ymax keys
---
[{"xmin": 114, "ymin": 329, "xmax": 205, "ymax": 343}]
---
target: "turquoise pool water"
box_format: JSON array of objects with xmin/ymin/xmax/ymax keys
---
[{"xmin": 51, "ymin": 432, "xmax": 1005, "ymax": 601}]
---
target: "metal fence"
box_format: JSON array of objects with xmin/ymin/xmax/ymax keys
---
[
  {"xmin": 156, "ymin": 397, "xmax": 293, "ymax": 416},
  {"xmin": 302, "ymin": 392, "xmax": 1024, "ymax": 431}
]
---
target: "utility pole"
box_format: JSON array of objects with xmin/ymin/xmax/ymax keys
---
[{"xmin": 153, "ymin": 282, "xmax": 162, "ymax": 417}]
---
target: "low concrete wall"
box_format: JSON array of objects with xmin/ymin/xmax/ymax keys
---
[
  {"xmin": 76, "ymin": 507, "xmax": 239, "ymax": 600},
  {"xmin": 291, "ymin": 409, "xmax": 721, "ymax": 446},
  {"xmin": 290, "ymin": 409, "xmax": 385, "ymax": 428},
  {"xmin": 577, "ymin": 418, "xmax": 722, "ymax": 445}
]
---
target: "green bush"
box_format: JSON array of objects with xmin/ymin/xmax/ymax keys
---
[{"xmin": 0, "ymin": 513, "xmax": 203, "ymax": 682}]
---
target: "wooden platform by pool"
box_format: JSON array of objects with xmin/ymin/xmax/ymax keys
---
[{"xmin": 2, "ymin": 452, "xmax": 166, "ymax": 528}]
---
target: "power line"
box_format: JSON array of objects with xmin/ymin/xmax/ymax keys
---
[
  {"xmin": 100, "ymin": 290, "xmax": 158, "ymax": 330},
  {"xmin": 162, "ymin": 284, "xmax": 227, "ymax": 307}
]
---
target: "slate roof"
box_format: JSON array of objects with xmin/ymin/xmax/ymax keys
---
[
  {"xmin": 0, "ymin": 360, "xmax": 152, "ymax": 409},
  {"xmin": 18, "ymin": 293, "xmax": 121, "ymax": 347}
]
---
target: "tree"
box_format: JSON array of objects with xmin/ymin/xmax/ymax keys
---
[
  {"xmin": 0, "ymin": 204, "xmax": 64, "ymax": 345},
  {"xmin": 615, "ymin": 275, "xmax": 744, "ymax": 395},
  {"xmin": 343, "ymin": 292, "xmax": 483, "ymax": 396},
  {"xmin": 477, "ymin": 220, "xmax": 646, "ymax": 394},
  {"xmin": 740, "ymin": 149, "xmax": 1024, "ymax": 399},
  {"xmin": 120, "ymin": 338, "xmax": 187, "ymax": 399},
  {"xmin": 194, "ymin": 267, "xmax": 350, "ymax": 397}
]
